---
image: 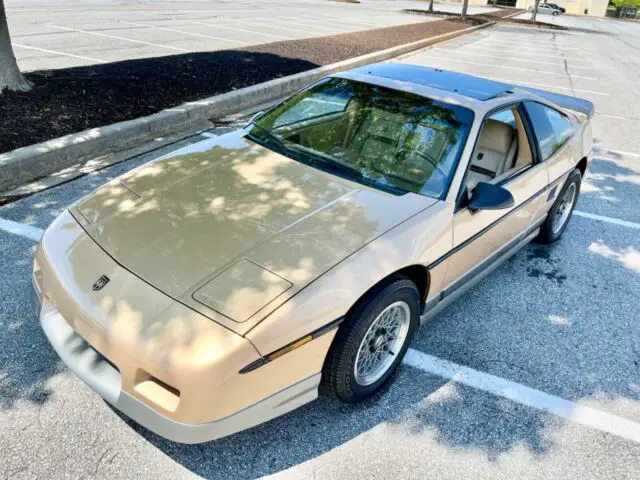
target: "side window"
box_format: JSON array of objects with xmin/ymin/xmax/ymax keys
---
[
  {"xmin": 466, "ymin": 109, "xmax": 519, "ymax": 191},
  {"xmin": 524, "ymin": 102, "xmax": 573, "ymax": 160}
]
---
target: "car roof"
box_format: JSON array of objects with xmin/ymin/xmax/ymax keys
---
[{"xmin": 349, "ymin": 63, "xmax": 514, "ymax": 101}]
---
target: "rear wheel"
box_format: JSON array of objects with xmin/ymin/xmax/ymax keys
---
[
  {"xmin": 536, "ymin": 168, "xmax": 581, "ymax": 244},
  {"xmin": 322, "ymin": 276, "xmax": 419, "ymax": 403}
]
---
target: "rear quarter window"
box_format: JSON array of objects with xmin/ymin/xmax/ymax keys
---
[{"xmin": 524, "ymin": 101, "xmax": 573, "ymax": 160}]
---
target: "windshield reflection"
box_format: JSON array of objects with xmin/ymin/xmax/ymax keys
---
[{"xmin": 247, "ymin": 77, "xmax": 474, "ymax": 198}]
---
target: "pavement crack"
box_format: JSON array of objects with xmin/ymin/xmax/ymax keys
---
[
  {"xmin": 92, "ymin": 448, "xmax": 112, "ymax": 477},
  {"xmin": 563, "ymin": 59, "xmax": 577, "ymax": 96},
  {"xmin": 481, "ymin": 359, "xmax": 538, "ymax": 376}
]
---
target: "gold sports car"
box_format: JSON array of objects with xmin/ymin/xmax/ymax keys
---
[{"xmin": 33, "ymin": 63, "xmax": 594, "ymax": 443}]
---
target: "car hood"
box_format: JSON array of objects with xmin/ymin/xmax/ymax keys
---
[{"xmin": 72, "ymin": 131, "xmax": 437, "ymax": 335}]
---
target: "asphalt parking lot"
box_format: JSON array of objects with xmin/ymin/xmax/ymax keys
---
[
  {"xmin": 5, "ymin": 0, "xmax": 498, "ymax": 72},
  {"xmin": 2, "ymin": 11, "xmax": 640, "ymax": 480}
]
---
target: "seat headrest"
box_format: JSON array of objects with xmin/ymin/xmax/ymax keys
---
[{"xmin": 478, "ymin": 119, "xmax": 515, "ymax": 153}]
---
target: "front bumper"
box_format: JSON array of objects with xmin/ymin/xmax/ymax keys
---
[
  {"xmin": 34, "ymin": 283, "xmax": 320, "ymax": 443},
  {"xmin": 32, "ymin": 210, "xmax": 329, "ymax": 443}
]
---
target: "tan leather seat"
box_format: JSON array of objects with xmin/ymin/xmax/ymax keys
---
[{"xmin": 467, "ymin": 120, "xmax": 517, "ymax": 191}]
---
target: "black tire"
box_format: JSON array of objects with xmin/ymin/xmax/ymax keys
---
[
  {"xmin": 322, "ymin": 275, "xmax": 420, "ymax": 403},
  {"xmin": 535, "ymin": 168, "xmax": 581, "ymax": 244},
  {"xmin": 552, "ymin": 11, "xmax": 559, "ymax": 15}
]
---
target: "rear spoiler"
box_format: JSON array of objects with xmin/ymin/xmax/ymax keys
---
[{"xmin": 517, "ymin": 87, "xmax": 595, "ymax": 119}]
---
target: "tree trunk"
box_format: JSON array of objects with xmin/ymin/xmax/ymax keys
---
[
  {"xmin": 428, "ymin": 0, "xmax": 434, "ymax": 13},
  {"xmin": 532, "ymin": 0, "xmax": 540, "ymax": 22},
  {"xmin": 461, "ymin": 0, "xmax": 469, "ymax": 20},
  {"xmin": 0, "ymin": 0, "xmax": 32, "ymax": 93}
]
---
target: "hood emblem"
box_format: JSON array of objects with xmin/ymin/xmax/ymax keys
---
[{"xmin": 92, "ymin": 275, "xmax": 110, "ymax": 291}]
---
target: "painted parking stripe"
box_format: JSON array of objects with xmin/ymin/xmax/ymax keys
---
[
  {"xmin": 597, "ymin": 113, "xmax": 628, "ymax": 120},
  {"xmin": 476, "ymin": 40, "xmax": 583, "ymax": 52},
  {"xmin": 178, "ymin": 19, "xmax": 292, "ymax": 40},
  {"xmin": 119, "ymin": 21, "xmax": 251, "ymax": 45},
  {"xmin": 0, "ymin": 218, "xmax": 43, "ymax": 242},
  {"xmin": 13, "ymin": 43, "xmax": 107, "ymax": 63},
  {"xmin": 226, "ymin": 18, "xmax": 342, "ymax": 35},
  {"xmin": 46, "ymin": 24, "xmax": 190, "ymax": 52},
  {"xmin": 432, "ymin": 48, "xmax": 592, "ymax": 70},
  {"xmin": 573, "ymin": 211, "xmax": 640, "ymax": 230},
  {"xmin": 403, "ymin": 348, "xmax": 640, "ymax": 444},
  {"xmin": 290, "ymin": 13, "xmax": 386, "ymax": 28},
  {"xmin": 594, "ymin": 147, "xmax": 640, "ymax": 158},
  {"xmin": 422, "ymin": 57, "xmax": 598, "ymax": 80},
  {"xmin": 247, "ymin": 17, "xmax": 346, "ymax": 33},
  {"xmin": 460, "ymin": 44, "xmax": 591, "ymax": 62},
  {"xmin": 480, "ymin": 75, "xmax": 610, "ymax": 96}
]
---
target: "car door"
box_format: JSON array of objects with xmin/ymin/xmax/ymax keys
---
[{"xmin": 441, "ymin": 104, "xmax": 549, "ymax": 297}]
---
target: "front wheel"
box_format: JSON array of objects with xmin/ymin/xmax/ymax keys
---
[
  {"xmin": 536, "ymin": 168, "xmax": 581, "ymax": 244},
  {"xmin": 322, "ymin": 276, "xmax": 419, "ymax": 403},
  {"xmin": 552, "ymin": 11, "xmax": 559, "ymax": 15}
]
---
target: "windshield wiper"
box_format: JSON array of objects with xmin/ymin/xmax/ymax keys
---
[
  {"xmin": 285, "ymin": 144, "xmax": 408, "ymax": 195},
  {"xmin": 246, "ymin": 123, "xmax": 292, "ymax": 153}
]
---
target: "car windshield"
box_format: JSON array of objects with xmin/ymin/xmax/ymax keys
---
[{"xmin": 247, "ymin": 77, "xmax": 473, "ymax": 198}]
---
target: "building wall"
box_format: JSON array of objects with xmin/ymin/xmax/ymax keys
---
[
  {"xmin": 515, "ymin": 0, "xmax": 608, "ymax": 16},
  {"xmin": 439, "ymin": 0, "xmax": 608, "ymax": 16}
]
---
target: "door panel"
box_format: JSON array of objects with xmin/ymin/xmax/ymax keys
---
[
  {"xmin": 443, "ymin": 162, "xmax": 548, "ymax": 289},
  {"xmin": 546, "ymin": 140, "xmax": 578, "ymax": 185}
]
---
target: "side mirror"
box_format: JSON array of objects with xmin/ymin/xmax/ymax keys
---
[
  {"xmin": 246, "ymin": 111, "xmax": 265, "ymax": 127},
  {"xmin": 468, "ymin": 182, "xmax": 515, "ymax": 212}
]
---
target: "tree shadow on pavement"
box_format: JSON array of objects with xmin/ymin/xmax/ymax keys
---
[{"xmin": 117, "ymin": 362, "xmax": 551, "ymax": 479}]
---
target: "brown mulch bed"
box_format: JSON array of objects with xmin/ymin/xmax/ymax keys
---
[{"xmin": 0, "ymin": 18, "xmax": 478, "ymax": 155}]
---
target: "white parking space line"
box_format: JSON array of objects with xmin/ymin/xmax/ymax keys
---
[
  {"xmin": 476, "ymin": 40, "xmax": 583, "ymax": 52},
  {"xmin": 482, "ymin": 75, "xmax": 610, "ymax": 96},
  {"xmin": 226, "ymin": 18, "xmax": 339, "ymax": 35},
  {"xmin": 574, "ymin": 211, "xmax": 640, "ymax": 229},
  {"xmin": 433, "ymin": 48, "xmax": 593, "ymax": 70},
  {"xmin": 13, "ymin": 43, "xmax": 107, "ymax": 63},
  {"xmin": 459, "ymin": 44, "xmax": 591, "ymax": 63},
  {"xmin": 403, "ymin": 348, "xmax": 640, "ymax": 444},
  {"xmin": 247, "ymin": 17, "xmax": 344, "ymax": 33},
  {"xmin": 46, "ymin": 24, "xmax": 190, "ymax": 52},
  {"xmin": 199, "ymin": 132, "xmax": 218, "ymax": 138},
  {"xmin": 597, "ymin": 113, "xmax": 628, "ymax": 120},
  {"xmin": 119, "ymin": 21, "xmax": 251, "ymax": 45},
  {"xmin": 178, "ymin": 19, "xmax": 292, "ymax": 40},
  {"xmin": 289, "ymin": 13, "xmax": 385, "ymax": 28},
  {"xmin": 594, "ymin": 147, "xmax": 640, "ymax": 158},
  {"xmin": 0, "ymin": 218, "xmax": 43, "ymax": 242},
  {"xmin": 429, "ymin": 57, "xmax": 598, "ymax": 80}
]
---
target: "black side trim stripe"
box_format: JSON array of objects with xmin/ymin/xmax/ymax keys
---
[
  {"xmin": 239, "ymin": 316, "xmax": 345, "ymax": 374},
  {"xmin": 428, "ymin": 163, "xmax": 578, "ymax": 269},
  {"xmin": 441, "ymin": 213, "xmax": 547, "ymax": 300},
  {"xmin": 428, "ymin": 184, "xmax": 549, "ymax": 269}
]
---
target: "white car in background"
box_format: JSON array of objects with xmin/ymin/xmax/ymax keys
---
[{"xmin": 530, "ymin": 3, "xmax": 562, "ymax": 15}]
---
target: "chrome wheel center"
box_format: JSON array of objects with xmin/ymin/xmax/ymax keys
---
[{"xmin": 354, "ymin": 301, "xmax": 411, "ymax": 386}]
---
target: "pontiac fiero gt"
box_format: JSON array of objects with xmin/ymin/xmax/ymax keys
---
[{"xmin": 33, "ymin": 63, "xmax": 593, "ymax": 443}]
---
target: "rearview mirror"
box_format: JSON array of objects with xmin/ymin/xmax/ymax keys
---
[{"xmin": 468, "ymin": 182, "xmax": 515, "ymax": 212}]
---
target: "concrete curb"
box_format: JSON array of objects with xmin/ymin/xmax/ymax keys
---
[{"xmin": 0, "ymin": 20, "xmax": 494, "ymax": 193}]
